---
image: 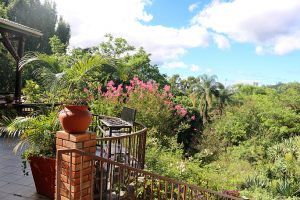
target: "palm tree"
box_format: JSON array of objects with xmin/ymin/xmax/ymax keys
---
[
  {"xmin": 216, "ymin": 85, "xmax": 234, "ymax": 115},
  {"xmin": 19, "ymin": 53, "xmax": 109, "ymax": 104},
  {"xmin": 197, "ymin": 74, "xmax": 220, "ymax": 123},
  {"xmin": 189, "ymin": 92, "xmax": 198, "ymax": 108}
]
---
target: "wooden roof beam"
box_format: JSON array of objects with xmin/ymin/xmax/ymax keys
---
[{"xmin": 0, "ymin": 31, "xmax": 20, "ymax": 61}]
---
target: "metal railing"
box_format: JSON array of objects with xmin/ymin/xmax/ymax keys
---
[
  {"xmin": 56, "ymin": 149, "xmax": 243, "ymax": 200},
  {"xmin": 0, "ymin": 102, "xmax": 59, "ymax": 116},
  {"xmin": 91, "ymin": 115, "xmax": 147, "ymax": 170}
]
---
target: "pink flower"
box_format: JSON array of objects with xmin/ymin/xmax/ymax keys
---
[
  {"xmin": 175, "ymin": 104, "xmax": 187, "ymax": 117},
  {"xmin": 126, "ymin": 85, "xmax": 133, "ymax": 92},
  {"xmin": 107, "ymin": 80, "xmax": 115, "ymax": 87},
  {"xmin": 180, "ymin": 109, "xmax": 187, "ymax": 116},
  {"xmin": 164, "ymin": 85, "xmax": 170, "ymax": 92},
  {"xmin": 191, "ymin": 115, "xmax": 196, "ymax": 120},
  {"xmin": 83, "ymin": 88, "xmax": 89, "ymax": 93},
  {"xmin": 117, "ymin": 84, "xmax": 123, "ymax": 91},
  {"xmin": 133, "ymin": 76, "xmax": 139, "ymax": 82}
]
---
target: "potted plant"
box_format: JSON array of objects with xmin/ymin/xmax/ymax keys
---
[
  {"xmin": 58, "ymin": 89, "xmax": 92, "ymax": 133},
  {"xmin": 0, "ymin": 111, "xmax": 60, "ymax": 199},
  {"xmin": 0, "ymin": 54, "xmax": 105, "ymax": 199},
  {"xmin": 19, "ymin": 53, "xmax": 106, "ymax": 133}
]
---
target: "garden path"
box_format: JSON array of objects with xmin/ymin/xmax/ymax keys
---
[{"xmin": 0, "ymin": 137, "xmax": 50, "ymax": 200}]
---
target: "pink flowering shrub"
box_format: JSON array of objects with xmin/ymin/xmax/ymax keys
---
[
  {"xmin": 125, "ymin": 77, "xmax": 182, "ymax": 136},
  {"xmin": 89, "ymin": 76, "xmax": 188, "ymax": 138}
]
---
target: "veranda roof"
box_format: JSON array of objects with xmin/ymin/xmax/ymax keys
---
[
  {"xmin": 0, "ymin": 17, "xmax": 42, "ymax": 37},
  {"xmin": 0, "ymin": 17, "xmax": 43, "ymax": 100}
]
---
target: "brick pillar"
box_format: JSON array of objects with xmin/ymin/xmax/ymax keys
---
[{"xmin": 56, "ymin": 131, "xmax": 96, "ymax": 200}]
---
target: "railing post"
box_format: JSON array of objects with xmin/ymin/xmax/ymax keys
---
[{"xmin": 55, "ymin": 131, "xmax": 96, "ymax": 200}]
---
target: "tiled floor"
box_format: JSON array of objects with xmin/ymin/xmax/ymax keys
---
[{"xmin": 0, "ymin": 137, "xmax": 50, "ymax": 200}]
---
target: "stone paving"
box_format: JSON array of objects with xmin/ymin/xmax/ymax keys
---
[{"xmin": 0, "ymin": 137, "xmax": 50, "ymax": 200}]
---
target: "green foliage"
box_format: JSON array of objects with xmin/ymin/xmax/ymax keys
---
[
  {"xmin": 201, "ymin": 147, "xmax": 255, "ymax": 190},
  {"xmin": 90, "ymin": 77, "xmax": 184, "ymax": 142},
  {"xmin": 55, "ymin": 16, "xmax": 71, "ymax": 51},
  {"xmin": 145, "ymin": 136, "xmax": 205, "ymax": 186},
  {"xmin": 49, "ymin": 35, "xmax": 66, "ymax": 54},
  {"xmin": 22, "ymin": 80, "xmax": 42, "ymax": 103},
  {"xmin": 0, "ymin": 0, "xmax": 71, "ymax": 91},
  {"xmin": 20, "ymin": 53, "xmax": 107, "ymax": 104},
  {"xmin": 0, "ymin": 2, "xmax": 8, "ymax": 17},
  {"xmin": 0, "ymin": 45, "xmax": 15, "ymax": 92},
  {"xmin": 1, "ymin": 111, "xmax": 60, "ymax": 159},
  {"xmin": 92, "ymin": 34, "xmax": 167, "ymax": 85},
  {"xmin": 168, "ymin": 74, "xmax": 231, "ymax": 123},
  {"xmin": 212, "ymin": 90, "xmax": 300, "ymax": 145},
  {"xmin": 7, "ymin": 0, "xmax": 70, "ymax": 53},
  {"xmin": 200, "ymin": 84, "xmax": 300, "ymax": 198}
]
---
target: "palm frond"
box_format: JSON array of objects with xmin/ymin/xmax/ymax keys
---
[
  {"xmin": 18, "ymin": 52, "xmax": 40, "ymax": 70},
  {"xmin": 5, "ymin": 117, "xmax": 34, "ymax": 138},
  {"xmin": 19, "ymin": 52, "xmax": 61, "ymax": 73},
  {"xmin": 65, "ymin": 56, "xmax": 106, "ymax": 82},
  {"xmin": 0, "ymin": 115, "xmax": 13, "ymax": 136},
  {"xmin": 33, "ymin": 67, "xmax": 58, "ymax": 89},
  {"xmin": 13, "ymin": 140, "xmax": 27, "ymax": 154}
]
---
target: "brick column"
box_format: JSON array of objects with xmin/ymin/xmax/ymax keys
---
[{"xmin": 56, "ymin": 131, "xmax": 96, "ymax": 200}]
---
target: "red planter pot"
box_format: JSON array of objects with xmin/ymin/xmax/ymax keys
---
[
  {"xmin": 29, "ymin": 156, "xmax": 56, "ymax": 199},
  {"xmin": 59, "ymin": 105, "xmax": 92, "ymax": 133}
]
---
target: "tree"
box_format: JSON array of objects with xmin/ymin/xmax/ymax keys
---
[
  {"xmin": 198, "ymin": 74, "xmax": 221, "ymax": 123},
  {"xmin": 55, "ymin": 16, "xmax": 70, "ymax": 52},
  {"xmin": 49, "ymin": 35, "xmax": 66, "ymax": 55},
  {"xmin": 125, "ymin": 47, "xmax": 167, "ymax": 86},
  {"xmin": 168, "ymin": 74, "xmax": 182, "ymax": 95},
  {"xmin": 216, "ymin": 85, "xmax": 234, "ymax": 115},
  {"xmin": 0, "ymin": 2, "xmax": 8, "ymax": 17},
  {"xmin": 0, "ymin": 45, "xmax": 15, "ymax": 92},
  {"xmin": 92, "ymin": 34, "xmax": 167, "ymax": 85},
  {"xmin": 7, "ymin": 0, "xmax": 70, "ymax": 54}
]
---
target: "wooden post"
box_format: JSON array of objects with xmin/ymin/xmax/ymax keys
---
[{"xmin": 15, "ymin": 36, "xmax": 25, "ymax": 101}]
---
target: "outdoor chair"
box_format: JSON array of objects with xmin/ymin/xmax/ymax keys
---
[
  {"xmin": 120, "ymin": 107, "xmax": 136, "ymax": 125},
  {"xmin": 101, "ymin": 107, "xmax": 136, "ymax": 137}
]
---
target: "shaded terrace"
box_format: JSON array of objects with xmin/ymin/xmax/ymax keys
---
[{"xmin": 0, "ymin": 136, "xmax": 49, "ymax": 199}]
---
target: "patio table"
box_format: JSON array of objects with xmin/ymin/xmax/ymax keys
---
[{"xmin": 100, "ymin": 117, "xmax": 133, "ymax": 137}]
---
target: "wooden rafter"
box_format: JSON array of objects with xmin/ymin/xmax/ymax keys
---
[
  {"xmin": 0, "ymin": 31, "xmax": 20, "ymax": 61},
  {"xmin": 0, "ymin": 18, "xmax": 42, "ymax": 100}
]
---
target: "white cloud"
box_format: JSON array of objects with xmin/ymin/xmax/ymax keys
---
[
  {"xmin": 234, "ymin": 80, "xmax": 260, "ymax": 85},
  {"xmin": 223, "ymin": 79, "xmax": 260, "ymax": 86},
  {"xmin": 190, "ymin": 64, "xmax": 200, "ymax": 72},
  {"xmin": 192, "ymin": 0, "xmax": 300, "ymax": 55},
  {"xmin": 205, "ymin": 68, "xmax": 212, "ymax": 73},
  {"xmin": 162, "ymin": 62, "xmax": 207, "ymax": 73},
  {"xmin": 213, "ymin": 34, "xmax": 230, "ymax": 49},
  {"xmin": 162, "ymin": 61, "xmax": 188, "ymax": 69},
  {"xmin": 188, "ymin": 3, "xmax": 199, "ymax": 12},
  {"xmin": 54, "ymin": 0, "xmax": 210, "ymax": 63}
]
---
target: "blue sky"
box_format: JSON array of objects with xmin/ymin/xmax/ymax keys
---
[{"xmin": 54, "ymin": 0, "xmax": 300, "ymax": 85}]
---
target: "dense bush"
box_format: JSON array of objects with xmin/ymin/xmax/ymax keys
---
[{"xmin": 199, "ymin": 84, "xmax": 300, "ymax": 199}]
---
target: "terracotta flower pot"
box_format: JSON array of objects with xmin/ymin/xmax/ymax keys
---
[
  {"xmin": 29, "ymin": 156, "xmax": 56, "ymax": 199},
  {"xmin": 59, "ymin": 105, "xmax": 92, "ymax": 133}
]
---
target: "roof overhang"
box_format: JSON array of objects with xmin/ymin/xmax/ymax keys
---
[{"xmin": 0, "ymin": 18, "xmax": 43, "ymax": 37}]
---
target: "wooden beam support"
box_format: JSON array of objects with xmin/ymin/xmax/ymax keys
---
[
  {"xmin": 15, "ymin": 36, "xmax": 25, "ymax": 101},
  {"xmin": 0, "ymin": 31, "xmax": 20, "ymax": 61},
  {"xmin": 0, "ymin": 36, "xmax": 23, "ymax": 41}
]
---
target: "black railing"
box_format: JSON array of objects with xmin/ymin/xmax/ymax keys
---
[{"xmin": 56, "ymin": 149, "xmax": 244, "ymax": 200}]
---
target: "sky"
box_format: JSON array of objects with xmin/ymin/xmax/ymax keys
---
[{"xmin": 53, "ymin": 0, "xmax": 300, "ymax": 85}]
